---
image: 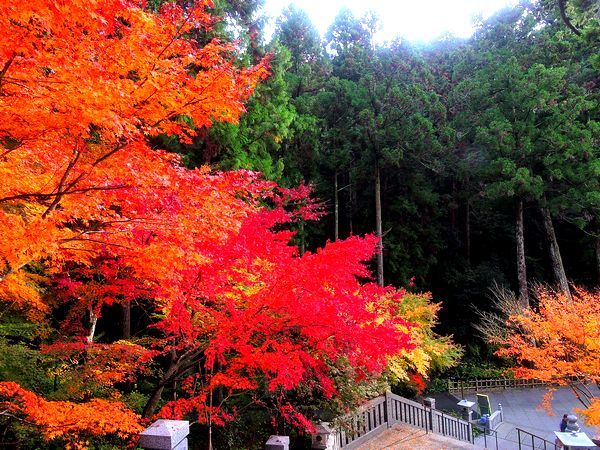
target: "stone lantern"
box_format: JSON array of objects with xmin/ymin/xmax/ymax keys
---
[
  {"xmin": 311, "ymin": 422, "xmax": 336, "ymax": 450},
  {"xmin": 457, "ymin": 399, "xmax": 475, "ymax": 422}
]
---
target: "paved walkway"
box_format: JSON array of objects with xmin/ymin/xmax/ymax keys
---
[{"xmin": 465, "ymin": 386, "xmax": 600, "ymax": 449}]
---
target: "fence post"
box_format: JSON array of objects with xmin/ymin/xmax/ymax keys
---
[
  {"xmin": 441, "ymin": 411, "xmax": 446, "ymax": 436},
  {"xmin": 428, "ymin": 407, "xmax": 433, "ymax": 433},
  {"xmin": 385, "ymin": 391, "xmax": 394, "ymax": 428}
]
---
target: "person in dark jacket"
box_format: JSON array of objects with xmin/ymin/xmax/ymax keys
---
[{"xmin": 560, "ymin": 414, "xmax": 568, "ymax": 432}]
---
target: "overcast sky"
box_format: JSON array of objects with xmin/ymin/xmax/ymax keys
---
[{"xmin": 263, "ymin": 0, "xmax": 516, "ymax": 43}]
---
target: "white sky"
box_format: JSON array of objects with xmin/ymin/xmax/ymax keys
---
[{"xmin": 263, "ymin": 0, "xmax": 516, "ymax": 43}]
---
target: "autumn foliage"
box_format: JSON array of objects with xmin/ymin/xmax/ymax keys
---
[
  {"xmin": 0, "ymin": 0, "xmax": 455, "ymax": 448},
  {"xmin": 0, "ymin": 381, "xmax": 142, "ymax": 449},
  {"xmin": 497, "ymin": 286, "xmax": 600, "ymax": 425},
  {"xmin": 0, "ymin": 0, "xmax": 268, "ymax": 318}
]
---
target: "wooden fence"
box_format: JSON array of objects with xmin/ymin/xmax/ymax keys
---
[
  {"xmin": 448, "ymin": 378, "xmax": 547, "ymax": 395},
  {"xmin": 334, "ymin": 392, "xmax": 474, "ymax": 449}
]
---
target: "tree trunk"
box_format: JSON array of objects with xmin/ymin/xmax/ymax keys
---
[
  {"xmin": 596, "ymin": 233, "xmax": 600, "ymax": 286},
  {"xmin": 465, "ymin": 199, "xmax": 471, "ymax": 265},
  {"xmin": 143, "ymin": 360, "xmax": 179, "ymax": 418},
  {"xmin": 122, "ymin": 300, "xmax": 131, "ymax": 339},
  {"xmin": 143, "ymin": 347, "xmax": 180, "ymax": 418},
  {"xmin": 348, "ymin": 171, "xmax": 354, "ymax": 236},
  {"xmin": 298, "ymin": 220, "xmax": 305, "ymax": 256},
  {"xmin": 207, "ymin": 386, "xmax": 213, "ymax": 450},
  {"xmin": 540, "ymin": 205, "xmax": 571, "ymax": 298},
  {"xmin": 334, "ymin": 171, "xmax": 339, "ymax": 242},
  {"xmin": 451, "ymin": 180, "xmax": 457, "ymax": 233},
  {"xmin": 143, "ymin": 384, "xmax": 166, "ymax": 418},
  {"xmin": 87, "ymin": 307, "xmax": 98, "ymax": 343},
  {"xmin": 375, "ymin": 162, "xmax": 384, "ymax": 287},
  {"xmin": 516, "ymin": 200, "xmax": 529, "ymax": 307}
]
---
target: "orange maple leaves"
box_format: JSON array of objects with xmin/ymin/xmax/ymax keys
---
[
  {"xmin": 0, "ymin": 0, "xmax": 269, "ymax": 318},
  {"xmin": 0, "ymin": 0, "xmax": 270, "ymax": 445},
  {"xmin": 0, "ymin": 1, "xmax": 441, "ymax": 447},
  {"xmin": 497, "ymin": 286, "xmax": 600, "ymax": 424},
  {"xmin": 0, "ymin": 381, "xmax": 142, "ymax": 449}
]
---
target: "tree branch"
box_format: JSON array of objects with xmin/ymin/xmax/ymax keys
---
[
  {"xmin": 0, "ymin": 184, "xmax": 129, "ymax": 204},
  {"xmin": 558, "ymin": 0, "xmax": 582, "ymax": 36},
  {"xmin": 42, "ymin": 147, "xmax": 82, "ymax": 217},
  {"xmin": 0, "ymin": 52, "xmax": 17, "ymax": 91}
]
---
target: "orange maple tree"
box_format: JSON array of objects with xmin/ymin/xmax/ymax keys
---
[
  {"xmin": 0, "ymin": 381, "xmax": 142, "ymax": 449},
  {"xmin": 497, "ymin": 286, "xmax": 600, "ymax": 425},
  {"xmin": 0, "ymin": 0, "xmax": 268, "ymax": 445},
  {"xmin": 0, "ymin": 0, "xmax": 268, "ymax": 319}
]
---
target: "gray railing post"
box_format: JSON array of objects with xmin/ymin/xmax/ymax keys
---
[
  {"xmin": 423, "ymin": 397, "xmax": 435, "ymax": 433},
  {"xmin": 385, "ymin": 391, "xmax": 394, "ymax": 428}
]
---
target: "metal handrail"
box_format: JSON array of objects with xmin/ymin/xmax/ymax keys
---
[
  {"xmin": 472, "ymin": 424, "xmax": 500, "ymax": 450},
  {"xmin": 516, "ymin": 428, "xmax": 558, "ymax": 450}
]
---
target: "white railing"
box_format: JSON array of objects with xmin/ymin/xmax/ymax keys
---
[{"xmin": 489, "ymin": 406, "xmax": 503, "ymax": 430}]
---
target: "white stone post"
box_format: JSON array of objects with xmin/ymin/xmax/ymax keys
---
[
  {"xmin": 139, "ymin": 419, "xmax": 190, "ymax": 450},
  {"xmin": 266, "ymin": 435, "xmax": 290, "ymax": 450}
]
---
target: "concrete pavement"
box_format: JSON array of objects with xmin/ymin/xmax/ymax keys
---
[{"xmin": 465, "ymin": 386, "xmax": 600, "ymax": 449}]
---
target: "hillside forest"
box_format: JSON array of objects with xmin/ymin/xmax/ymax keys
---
[{"xmin": 0, "ymin": 0, "xmax": 598, "ymax": 448}]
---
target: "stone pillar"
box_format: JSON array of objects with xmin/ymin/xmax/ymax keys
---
[
  {"xmin": 423, "ymin": 397, "xmax": 436, "ymax": 409},
  {"xmin": 423, "ymin": 398, "xmax": 435, "ymax": 432},
  {"xmin": 139, "ymin": 420, "xmax": 189, "ymax": 450},
  {"xmin": 266, "ymin": 435, "xmax": 289, "ymax": 450}
]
